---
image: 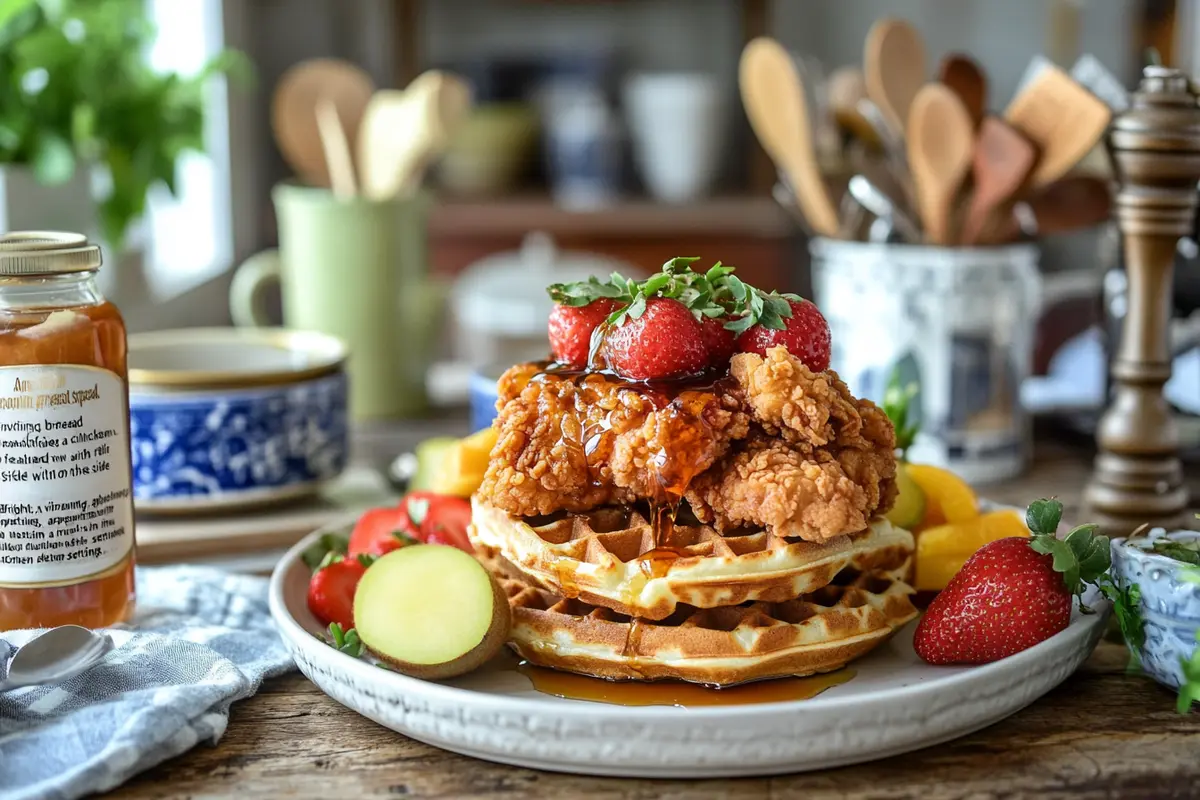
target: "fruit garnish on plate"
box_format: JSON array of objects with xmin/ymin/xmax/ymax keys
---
[
  {"xmin": 546, "ymin": 257, "xmax": 830, "ymax": 377},
  {"xmin": 914, "ymin": 498, "xmax": 1111, "ymax": 665},
  {"xmin": 305, "ymin": 490, "xmax": 476, "ymax": 633},
  {"xmin": 353, "ymin": 545, "xmax": 511, "ymax": 680},
  {"xmin": 411, "ymin": 427, "xmax": 499, "ymax": 497}
]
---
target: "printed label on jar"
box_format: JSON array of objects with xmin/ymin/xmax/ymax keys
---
[{"xmin": 0, "ymin": 365, "xmax": 134, "ymax": 586}]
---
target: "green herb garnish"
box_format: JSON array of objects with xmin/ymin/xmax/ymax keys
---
[
  {"xmin": 302, "ymin": 533, "xmax": 349, "ymax": 570},
  {"xmin": 1097, "ymin": 575, "xmax": 1145, "ymax": 671},
  {"xmin": 1025, "ymin": 498, "xmax": 1112, "ymax": 613},
  {"xmin": 1178, "ymin": 569, "xmax": 1200, "ymax": 713},
  {"xmin": 327, "ymin": 623, "xmax": 365, "ymax": 658},
  {"xmin": 548, "ymin": 257, "xmax": 804, "ymax": 350}
]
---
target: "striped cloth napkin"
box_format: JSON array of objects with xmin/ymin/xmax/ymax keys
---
[{"xmin": 0, "ymin": 566, "xmax": 294, "ymax": 800}]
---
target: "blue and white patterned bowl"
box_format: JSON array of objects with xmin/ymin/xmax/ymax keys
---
[
  {"xmin": 128, "ymin": 328, "xmax": 349, "ymax": 514},
  {"xmin": 1111, "ymin": 530, "xmax": 1200, "ymax": 692}
]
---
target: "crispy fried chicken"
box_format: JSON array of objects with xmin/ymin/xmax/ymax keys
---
[{"xmin": 478, "ymin": 347, "xmax": 897, "ymax": 541}]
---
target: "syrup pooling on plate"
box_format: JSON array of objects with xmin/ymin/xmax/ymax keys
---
[{"xmin": 518, "ymin": 662, "xmax": 856, "ymax": 707}]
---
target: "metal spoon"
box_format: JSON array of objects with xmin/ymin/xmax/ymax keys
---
[
  {"xmin": 0, "ymin": 625, "xmax": 113, "ymax": 692},
  {"xmin": 848, "ymin": 175, "xmax": 922, "ymax": 242}
]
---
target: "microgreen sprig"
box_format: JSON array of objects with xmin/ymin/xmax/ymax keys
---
[
  {"xmin": 547, "ymin": 257, "xmax": 804, "ymax": 338},
  {"xmin": 327, "ymin": 623, "xmax": 365, "ymax": 658}
]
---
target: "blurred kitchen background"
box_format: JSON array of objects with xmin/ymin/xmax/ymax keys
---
[
  {"xmin": 6, "ymin": 6, "xmax": 1200, "ymax": 442},
  {"xmin": 9, "ymin": 0, "xmax": 1198, "ymax": 564}
]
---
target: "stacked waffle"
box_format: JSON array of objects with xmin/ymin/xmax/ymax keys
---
[{"xmin": 468, "ymin": 348, "xmax": 919, "ymax": 687}]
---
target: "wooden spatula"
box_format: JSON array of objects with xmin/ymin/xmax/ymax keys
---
[
  {"xmin": 740, "ymin": 37, "xmax": 839, "ymax": 237},
  {"xmin": 960, "ymin": 116, "xmax": 1037, "ymax": 245},
  {"xmin": 272, "ymin": 59, "xmax": 375, "ymax": 188},
  {"xmin": 358, "ymin": 71, "xmax": 473, "ymax": 200},
  {"xmin": 907, "ymin": 83, "xmax": 974, "ymax": 245},
  {"xmin": 938, "ymin": 53, "xmax": 987, "ymax": 128},
  {"xmin": 864, "ymin": 18, "xmax": 926, "ymax": 137},
  {"xmin": 1004, "ymin": 62, "xmax": 1111, "ymax": 188},
  {"xmin": 983, "ymin": 175, "xmax": 1113, "ymax": 243}
]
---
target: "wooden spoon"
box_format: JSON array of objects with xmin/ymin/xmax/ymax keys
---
[
  {"xmin": 739, "ymin": 37, "xmax": 839, "ymax": 237},
  {"xmin": 938, "ymin": 53, "xmax": 987, "ymax": 128},
  {"xmin": 960, "ymin": 116, "xmax": 1037, "ymax": 245},
  {"xmin": 864, "ymin": 18, "xmax": 926, "ymax": 137},
  {"xmin": 1004, "ymin": 62, "xmax": 1111, "ymax": 188},
  {"xmin": 906, "ymin": 83, "xmax": 975, "ymax": 245},
  {"xmin": 315, "ymin": 98, "xmax": 358, "ymax": 199},
  {"xmin": 272, "ymin": 59, "xmax": 375, "ymax": 188},
  {"xmin": 358, "ymin": 71, "xmax": 473, "ymax": 200},
  {"xmin": 828, "ymin": 66, "xmax": 880, "ymax": 149}
]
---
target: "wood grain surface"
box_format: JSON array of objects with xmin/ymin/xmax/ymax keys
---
[{"xmin": 115, "ymin": 432, "xmax": 1200, "ymax": 799}]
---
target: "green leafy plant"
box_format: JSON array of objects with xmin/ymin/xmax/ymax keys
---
[
  {"xmin": 0, "ymin": 0, "xmax": 252, "ymax": 248},
  {"xmin": 881, "ymin": 366, "xmax": 918, "ymax": 459}
]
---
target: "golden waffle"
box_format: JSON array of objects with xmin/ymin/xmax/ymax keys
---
[
  {"xmin": 499, "ymin": 560, "xmax": 918, "ymax": 686},
  {"xmin": 470, "ymin": 496, "xmax": 914, "ymax": 620}
]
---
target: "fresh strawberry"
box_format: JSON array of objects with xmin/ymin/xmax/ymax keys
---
[
  {"xmin": 307, "ymin": 556, "xmax": 370, "ymax": 630},
  {"xmin": 736, "ymin": 298, "xmax": 831, "ymax": 372},
  {"xmin": 406, "ymin": 494, "xmax": 474, "ymax": 553},
  {"xmin": 699, "ymin": 315, "xmax": 737, "ymax": 369},
  {"xmin": 548, "ymin": 299, "xmax": 619, "ymax": 367},
  {"xmin": 913, "ymin": 499, "xmax": 1111, "ymax": 665},
  {"xmin": 347, "ymin": 506, "xmax": 418, "ymax": 558},
  {"xmin": 603, "ymin": 297, "xmax": 708, "ymax": 380}
]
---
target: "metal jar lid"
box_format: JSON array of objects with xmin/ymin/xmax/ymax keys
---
[{"xmin": 0, "ymin": 231, "xmax": 104, "ymax": 276}]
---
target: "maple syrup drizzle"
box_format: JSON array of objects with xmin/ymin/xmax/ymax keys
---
[
  {"xmin": 518, "ymin": 663, "xmax": 856, "ymax": 707},
  {"xmin": 527, "ymin": 360, "xmax": 738, "ymax": 674}
]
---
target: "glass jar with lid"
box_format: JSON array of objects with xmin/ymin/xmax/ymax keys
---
[{"xmin": 0, "ymin": 231, "xmax": 136, "ymax": 630}]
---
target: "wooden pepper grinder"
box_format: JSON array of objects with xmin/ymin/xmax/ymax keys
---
[{"xmin": 1084, "ymin": 65, "xmax": 1200, "ymax": 534}]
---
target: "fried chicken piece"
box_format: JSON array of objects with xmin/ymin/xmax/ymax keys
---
[
  {"xmin": 685, "ymin": 436, "xmax": 871, "ymax": 541},
  {"xmin": 729, "ymin": 347, "xmax": 862, "ymax": 449},
  {"xmin": 685, "ymin": 348, "xmax": 899, "ymax": 541},
  {"xmin": 480, "ymin": 364, "xmax": 751, "ymax": 517}
]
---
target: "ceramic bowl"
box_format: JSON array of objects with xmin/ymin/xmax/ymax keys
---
[
  {"xmin": 1110, "ymin": 530, "xmax": 1200, "ymax": 691},
  {"xmin": 127, "ymin": 328, "xmax": 349, "ymax": 514}
]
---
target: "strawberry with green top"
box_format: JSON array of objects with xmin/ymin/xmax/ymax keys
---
[
  {"xmin": 547, "ymin": 258, "xmax": 829, "ymax": 380},
  {"xmin": 547, "ymin": 297, "xmax": 620, "ymax": 367},
  {"xmin": 914, "ymin": 498, "xmax": 1111, "ymax": 665}
]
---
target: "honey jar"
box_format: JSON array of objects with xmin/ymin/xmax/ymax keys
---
[{"xmin": 0, "ymin": 232, "xmax": 135, "ymax": 629}]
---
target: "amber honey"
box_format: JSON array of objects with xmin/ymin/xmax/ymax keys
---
[
  {"xmin": 519, "ymin": 662, "xmax": 855, "ymax": 707},
  {"xmin": 0, "ymin": 233, "xmax": 135, "ymax": 630}
]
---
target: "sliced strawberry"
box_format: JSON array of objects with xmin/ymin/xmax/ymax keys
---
[
  {"xmin": 913, "ymin": 499, "xmax": 1111, "ymax": 665},
  {"xmin": 736, "ymin": 298, "xmax": 831, "ymax": 372},
  {"xmin": 548, "ymin": 299, "xmax": 620, "ymax": 367},
  {"xmin": 603, "ymin": 297, "xmax": 708, "ymax": 380},
  {"xmin": 699, "ymin": 315, "xmax": 737, "ymax": 370},
  {"xmin": 347, "ymin": 506, "xmax": 419, "ymax": 558},
  {"xmin": 415, "ymin": 495, "xmax": 474, "ymax": 553},
  {"xmin": 307, "ymin": 556, "xmax": 369, "ymax": 630}
]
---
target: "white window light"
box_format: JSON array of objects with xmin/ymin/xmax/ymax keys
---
[{"xmin": 142, "ymin": 0, "xmax": 232, "ymax": 299}]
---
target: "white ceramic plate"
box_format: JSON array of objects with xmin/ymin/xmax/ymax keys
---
[{"xmin": 269, "ymin": 527, "xmax": 1111, "ymax": 778}]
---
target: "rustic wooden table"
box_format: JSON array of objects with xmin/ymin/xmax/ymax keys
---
[{"xmin": 116, "ymin": 432, "xmax": 1200, "ymax": 799}]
